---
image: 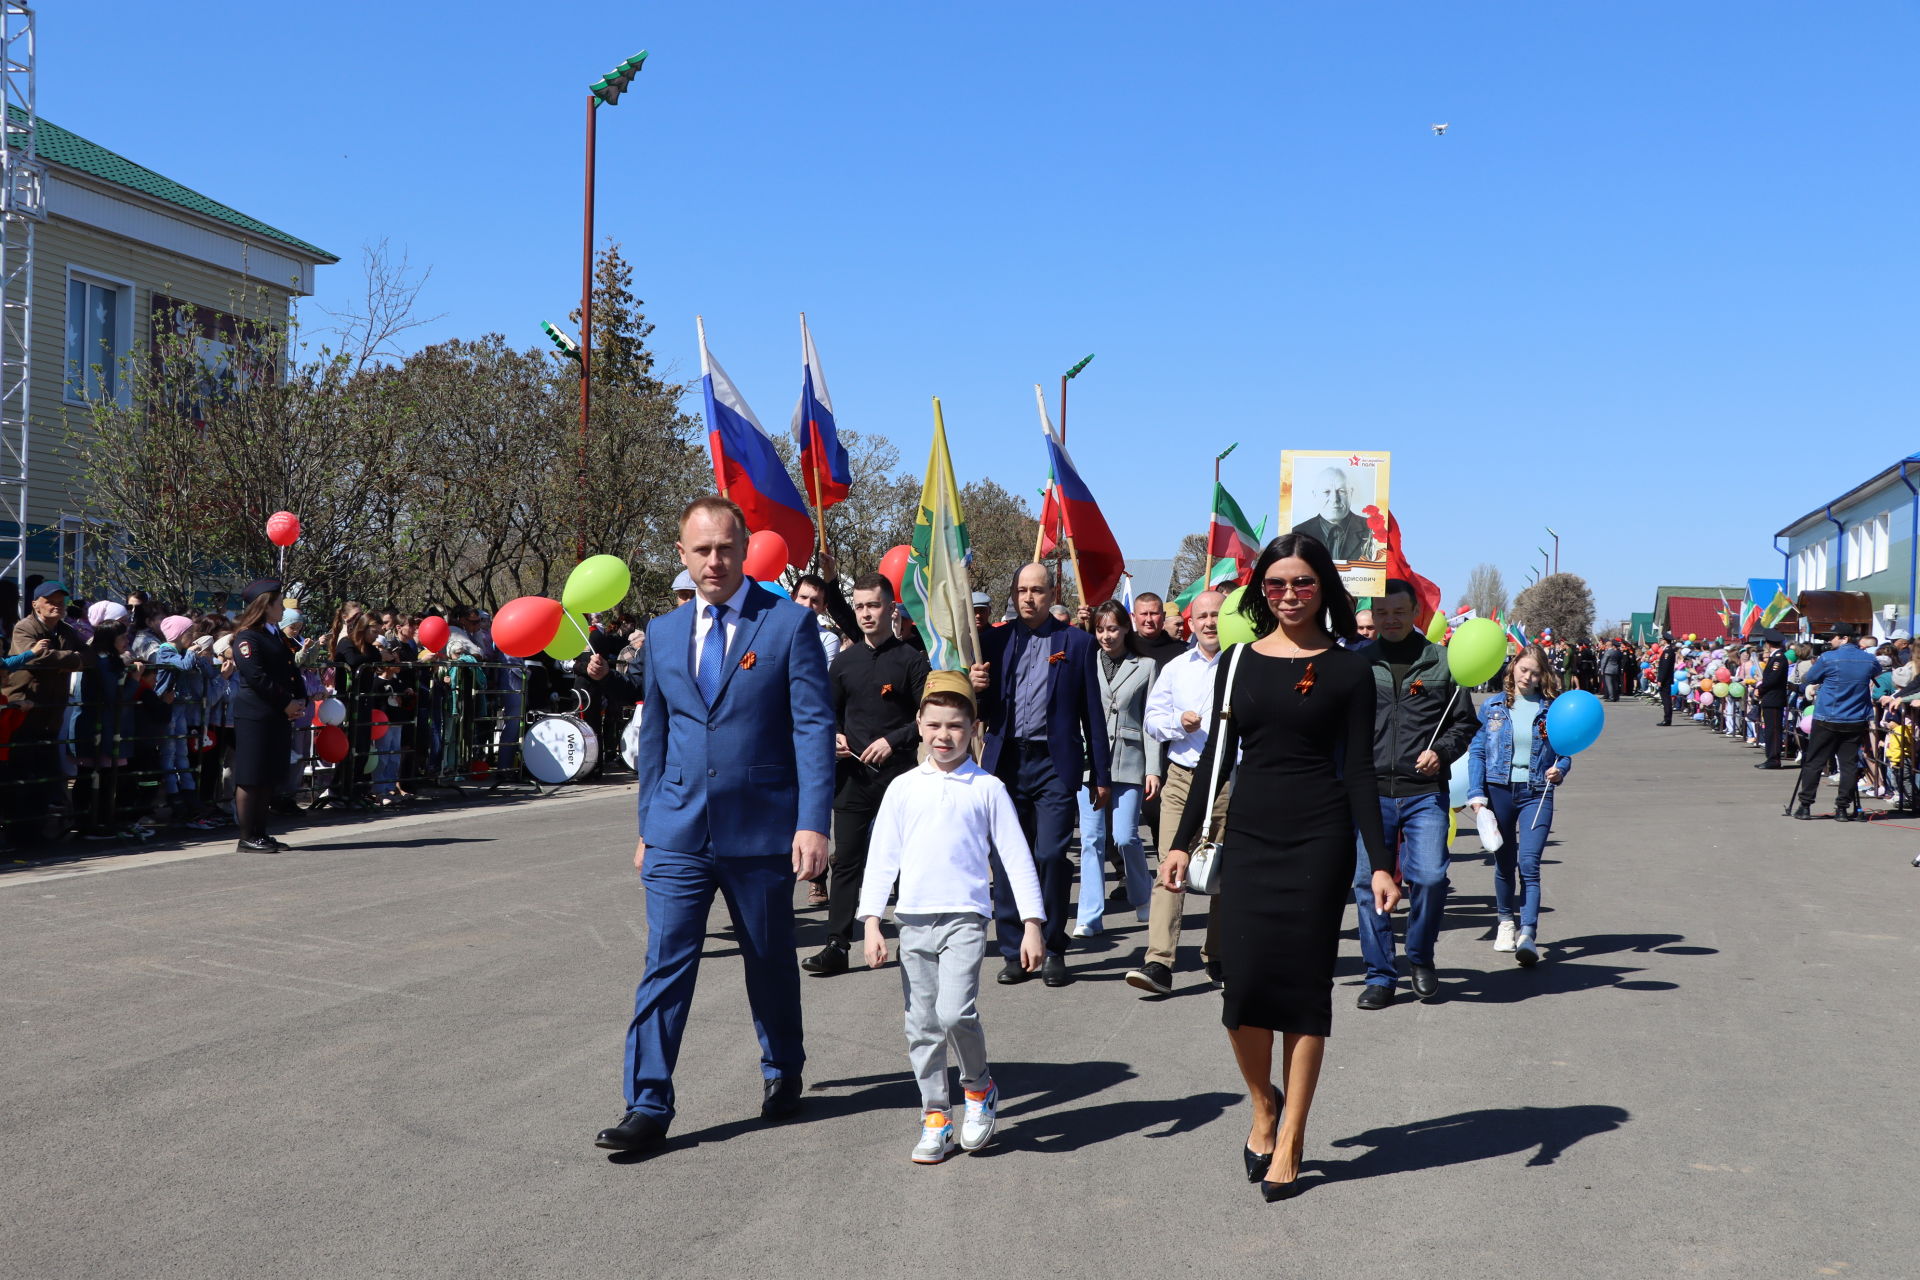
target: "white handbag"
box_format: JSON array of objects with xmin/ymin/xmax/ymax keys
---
[{"xmin": 1183, "ymin": 644, "xmax": 1246, "ymax": 896}]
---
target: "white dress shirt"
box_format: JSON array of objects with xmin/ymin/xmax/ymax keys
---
[
  {"xmin": 690, "ymin": 577, "xmax": 754, "ymax": 679},
  {"xmin": 1144, "ymin": 645, "xmax": 1222, "ymax": 768},
  {"xmin": 857, "ymin": 759, "xmax": 1045, "ymax": 922}
]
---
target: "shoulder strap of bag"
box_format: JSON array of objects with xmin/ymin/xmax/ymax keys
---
[{"xmin": 1198, "ymin": 644, "xmax": 1246, "ymax": 845}]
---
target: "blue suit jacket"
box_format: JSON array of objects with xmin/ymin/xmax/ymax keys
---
[
  {"xmin": 634, "ymin": 581, "xmax": 835, "ymax": 854},
  {"xmin": 976, "ymin": 618, "xmax": 1112, "ymax": 791}
]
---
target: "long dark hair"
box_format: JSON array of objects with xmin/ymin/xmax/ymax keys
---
[
  {"xmin": 1089, "ymin": 600, "xmax": 1143, "ymax": 657},
  {"xmin": 234, "ymin": 589, "xmax": 281, "ymax": 633},
  {"xmin": 1238, "ymin": 533, "xmax": 1360, "ymax": 643}
]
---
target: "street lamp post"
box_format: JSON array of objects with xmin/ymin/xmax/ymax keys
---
[
  {"xmin": 576, "ymin": 50, "xmax": 647, "ymax": 562},
  {"xmin": 1058, "ymin": 353, "xmax": 1093, "ymax": 444},
  {"xmin": 1539, "ymin": 547, "xmax": 1551, "ymax": 579},
  {"xmin": 1546, "ymin": 526, "xmax": 1559, "ymax": 575},
  {"xmin": 1208, "ymin": 442, "xmax": 1238, "ymax": 587}
]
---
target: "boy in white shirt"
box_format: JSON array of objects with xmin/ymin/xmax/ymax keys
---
[{"xmin": 860, "ymin": 673, "xmax": 1045, "ymax": 1163}]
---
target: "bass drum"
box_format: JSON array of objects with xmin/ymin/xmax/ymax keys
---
[{"xmin": 524, "ymin": 713, "xmax": 600, "ymax": 785}]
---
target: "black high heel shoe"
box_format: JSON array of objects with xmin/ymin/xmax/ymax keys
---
[
  {"xmin": 1242, "ymin": 1084, "xmax": 1283, "ymax": 1183},
  {"xmin": 1260, "ymin": 1175, "xmax": 1305, "ymax": 1203}
]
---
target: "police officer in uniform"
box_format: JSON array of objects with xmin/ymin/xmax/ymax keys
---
[
  {"xmin": 230, "ymin": 579, "xmax": 305, "ymax": 852},
  {"xmin": 1755, "ymin": 636, "xmax": 1789, "ymax": 769}
]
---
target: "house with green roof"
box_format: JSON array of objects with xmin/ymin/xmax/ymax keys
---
[{"xmin": 6, "ymin": 109, "xmax": 336, "ymax": 583}]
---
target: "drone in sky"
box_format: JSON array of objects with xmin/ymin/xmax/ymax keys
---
[{"xmin": 1431, "ymin": 122, "xmax": 1449, "ymax": 136}]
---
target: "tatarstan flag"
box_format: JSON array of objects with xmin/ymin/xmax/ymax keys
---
[
  {"xmin": 901, "ymin": 398, "xmax": 980, "ymax": 673},
  {"xmin": 1205, "ymin": 482, "xmax": 1261, "ymax": 588}
]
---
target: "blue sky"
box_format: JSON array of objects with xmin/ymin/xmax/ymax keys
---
[{"xmin": 52, "ymin": 2, "xmax": 1920, "ymax": 623}]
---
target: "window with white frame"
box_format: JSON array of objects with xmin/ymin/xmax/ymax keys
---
[
  {"xmin": 1875, "ymin": 512, "xmax": 1891, "ymax": 575},
  {"xmin": 1847, "ymin": 525, "xmax": 1866, "ymax": 581},
  {"xmin": 65, "ymin": 271, "xmax": 134, "ymax": 404},
  {"xmin": 57, "ymin": 514, "xmax": 110, "ymax": 588}
]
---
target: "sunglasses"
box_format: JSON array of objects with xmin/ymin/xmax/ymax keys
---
[{"xmin": 1261, "ymin": 575, "xmax": 1321, "ymax": 601}]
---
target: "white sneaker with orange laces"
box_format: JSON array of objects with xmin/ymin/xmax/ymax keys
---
[
  {"xmin": 911, "ymin": 1111, "xmax": 955, "ymax": 1164},
  {"xmin": 960, "ymin": 1082, "xmax": 998, "ymax": 1151}
]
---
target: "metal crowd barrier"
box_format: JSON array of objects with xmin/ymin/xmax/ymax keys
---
[{"xmin": 0, "ymin": 656, "xmax": 639, "ymax": 855}]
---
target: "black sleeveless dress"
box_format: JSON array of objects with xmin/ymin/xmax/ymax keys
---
[{"xmin": 1172, "ymin": 644, "xmax": 1390, "ymax": 1036}]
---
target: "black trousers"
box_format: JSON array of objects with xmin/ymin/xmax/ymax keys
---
[
  {"xmin": 825, "ymin": 766, "xmax": 904, "ymax": 949},
  {"xmin": 1660, "ymin": 689, "xmax": 1675, "ymax": 724},
  {"xmin": 1761, "ymin": 705, "xmax": 1784, "ymax": 764},
  {"xmin": 1795, "ymin": 719, "xmax": 1868, "ymax": 809}
]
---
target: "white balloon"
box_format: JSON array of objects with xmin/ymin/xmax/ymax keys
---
[{"xmin": 317, "ymin": 697, "xmax": 346, "ymax": 727}]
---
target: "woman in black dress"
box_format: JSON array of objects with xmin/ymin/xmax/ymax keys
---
[
  {"xmin": 1162, "ymin": 533, "xmax": 1398, "ymax": 1202},
  {"xmin": 229, "ymin": 579, "xmax": 305, "ymax": 853}
]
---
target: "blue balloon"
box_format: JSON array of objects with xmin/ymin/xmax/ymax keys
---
[
  {"xmin": 1545, "ymin": 689, "xmax": 1605, "ymax": 756},
  {"xmin": 757, "ymin": 578, "xmax": 790, "ymax": 599},
  {"xmin": 1448, "ymin": 752, "xmax": 1472, "ymax": 808}
]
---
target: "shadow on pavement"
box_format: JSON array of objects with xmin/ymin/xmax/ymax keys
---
[
  {"xmin": 1320, "ymin": 1104, "xmax": 1629, "ymax": 1180},
  {"xmin": 1433, "ymin": 932, "xmax": 1710, "ymax": 1004},
  {"xmin": 297, "ymin": 837, "xmax": 493, "ymax": 852}
]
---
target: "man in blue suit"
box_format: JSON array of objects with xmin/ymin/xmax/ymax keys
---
[
  {"xmin": 595, "ymin": 496, "xmax": 835, "ymax": 1153},
  {"xmin": 968, "ymin": 562, "xmax": 1111, "ymax": 988}
]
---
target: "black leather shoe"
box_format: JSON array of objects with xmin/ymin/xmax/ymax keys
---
[
  {"xmin": 997, "ymin": 961, "xmax": 1030, "ymax": 985},
  {"xmin": 1041, "ymin": 954, "xmax": 1072, "ymax": 987},
  {"xmin": 1125, "ymin": 961, "xmax": 1173, "ymax": 995},
  {"xmin": 1791, "ymin": 805, "xmax": 1812, "ymax": 820},
  {"xmin": 1833, "ymin": 806, "xmax": 1853, "ymax": 823},
  {"xmin": 1755, "ymin": 761, "xmax": 1781, "ymax": 770},
  {"xmin": 1355, "ymin": 984, "xmax": 1394, "ymax": 1010},
  {"xmin": 761, "ymin": 1076, "xmax": 803, "ymax": 1121},
  {"xmin": 800, "ymin": 944, "xmax": 849, "ymax": 976},
  {"xmin": 595, "ymin": 1110, "xmax": 667, "ymax": 1152},
  {"xmin": 1410, "ymin": 964, "xmax": 1441, "ymax": 1002},
  {"xmin": 236, "ymin": 837, "xmax": 279, "ymax": 853}
]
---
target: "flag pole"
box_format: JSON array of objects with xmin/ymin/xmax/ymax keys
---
[{"xmin": 697, "ymin": 316, "xmax": 728, "ymax": 500}]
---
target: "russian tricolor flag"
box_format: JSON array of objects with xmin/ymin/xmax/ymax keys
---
[
  {"xmin": 1035, "ymin": 385, "xmax": 1125, "ymax": 605},
  {"xmin": 699, "ymin": 318, "xmax": 814, "ymax": 567},
  {"xmin": 791, "ymin": 314, "xmax": 850, "ymax": 510}
]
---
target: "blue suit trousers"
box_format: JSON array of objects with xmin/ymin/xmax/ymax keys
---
[{"xmin": 622, "ymin": 846, "xmax": 804, "ymax": 1124}]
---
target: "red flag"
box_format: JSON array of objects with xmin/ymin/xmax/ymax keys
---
[
  {"xmin": 1038, "ymin": 485, "xmax": 1066, "ymax": 558},
  {"xmin": 1363, "ymin": 505, "xmax": 1442, "ymax": 629},
  {"xmin": 1036, "ymin": 387, "xmax": 1124, "ymax": 603}
]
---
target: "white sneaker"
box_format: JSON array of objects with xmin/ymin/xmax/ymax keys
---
[
  {"xmin": 1067, "ymin": 922, "xmax": 1100, "ymax": 939},
  {"xmin": 911, "ymin": 1111, "xmax": 955, "ymax": 1164},
  {"xmin": 959, "ymin": 1082, "xmax": 998, "ymax": 1151},
  {"xmin": 1514, "ymin": 931, "xmax": 1540, "ymax": 968},
  {"xmin": 1493, "ymin": 920, "xmax": 1517, "ymax": 952}
]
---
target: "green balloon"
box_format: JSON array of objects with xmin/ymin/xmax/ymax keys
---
[
  {"xmin": 1446, "ymin": 618, "xmax": 1506, "ymax": 687},
  {"xmin": 1727, "ymin": 681, "xmax": 1746, "ymax": 698},
  {"xmin": 1712, "ymin": 682, "xmax": 1729, "ymax": 698},
  {"xmin": 562, "ymin": 554, "xmax": 631, "ymax": 614},
  {"xmin": 1216, "ymin": 585, "xmax": 1258, "ymax": 647},
  {"xmin": 545, "ymin": 609, "xmax": 591, "ymax": 660}
]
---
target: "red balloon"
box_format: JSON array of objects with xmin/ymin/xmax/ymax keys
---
[
  {"xmin": 743, "ymin": 530, "xmax": 790, "ymax": 582},
  {"xmin": 416, "ymin": 615, "xmax": 450, "ymax": 653},
  {"xmin": 878, "ymin": 544, "xmax": 912, "ymax": 599},
  {"xmin": 314, "ymin": 724, "xmax": 348, "ymax": 764},
  {"xmin": 266, "ymin": 511, "xmax": 301, "ymax": 547},
  {"xmin": 369, "ymin": 708, "xmax": 389, "ymax": 742},
  {"xmin": 492, "ymin": 595, "xmax": 564, "ymax": 658}
]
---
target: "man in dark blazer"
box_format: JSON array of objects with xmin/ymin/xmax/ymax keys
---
[
  {"xmin": 1756, "ymin": 636, "xmax": 1789, "ymax": 768},
  {"xmin": 968, "ymin": 562, "xmax": 1111, "ymax": 987},
  {"xmin": 595, "ymin": 496, "xmax": 835, "ymax": 1154}
]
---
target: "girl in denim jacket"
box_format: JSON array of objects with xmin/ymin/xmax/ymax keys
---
[{"xmin": 1466, "ymin": 645, "xmax": 1573, "ymax": 967}]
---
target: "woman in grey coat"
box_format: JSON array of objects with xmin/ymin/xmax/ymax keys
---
[{"xmin": 1073, "ymin": 601, "xmax": 1164, "ymax": 936}]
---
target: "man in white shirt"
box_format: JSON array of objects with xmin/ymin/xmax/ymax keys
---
[{"xmin": 1126, "ymin": 590, "xmax": 1227, "ymax": 996}]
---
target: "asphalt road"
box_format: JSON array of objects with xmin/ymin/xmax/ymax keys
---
[{"xmin": 5, "ymin": 702, "xmax": 1916, "ymax": 1279}]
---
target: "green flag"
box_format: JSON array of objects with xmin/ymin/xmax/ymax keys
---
[{"xmin": 901, "ymin": 398, "xmax": 979, "ymax": 672}]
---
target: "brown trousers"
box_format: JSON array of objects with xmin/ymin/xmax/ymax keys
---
[{"xmin": 1144, "ymin": 759, "xmax": 1230, "ymax": 969}]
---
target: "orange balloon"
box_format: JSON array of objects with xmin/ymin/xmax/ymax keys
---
[
  {"xmin": 879, "ymin": 544, "xmax": 912, "ymax": 599},
  {"xmin": 744, "ymin": 530, "xmax": 790, "ymax": 581}
]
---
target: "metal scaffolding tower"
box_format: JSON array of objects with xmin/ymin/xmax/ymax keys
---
[{"xmin": 0, "ymin": 3, "xmax": 41, "ymax": 598}]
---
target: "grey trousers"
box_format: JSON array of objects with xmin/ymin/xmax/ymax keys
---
[{"xmin": 896, "ymin": 912, "xmax": 991, "ymax": 1113}]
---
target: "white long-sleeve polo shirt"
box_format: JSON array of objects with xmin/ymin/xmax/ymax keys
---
[
  {"xmin": 1144, "ymin": 645, "xmax": 1222, "ymax": 769},
  {"xmin": 856, "ymin": 759, "xmax": 1045, "ymax": 923}
]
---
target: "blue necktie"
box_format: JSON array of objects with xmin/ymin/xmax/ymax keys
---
[{"xmin": 698, "ymin": 604, "xmax": 726, "ymax": 706}]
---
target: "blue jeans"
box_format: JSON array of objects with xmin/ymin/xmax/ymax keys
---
[
  {"xmin": 1353, "ymin": 793, "xmax": 1450, "ymax": 987},
  {"xmin": 1485, "ymin": 783, "xmax": 1552, "ymax": 933},
  {"xmin": 1075, "ymin": 782, "xmax": 1150, "ymax": 930},
  {"xmin": 622, "ymin": 847, "xmax": 803, "ymax": 1125},
  {"xmin": 371, "ymin": 726, "xmax": 402, "ymax": 795}
]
